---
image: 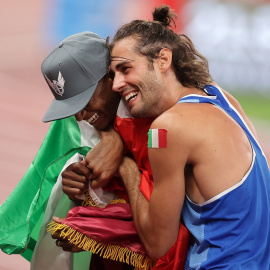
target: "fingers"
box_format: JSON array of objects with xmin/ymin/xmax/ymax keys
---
[
  {"xmin": 80, "ymin": 160, "xmax": 87, "ymax": 166},
  {"xmin": 62, "ymin": 162, "xmax": 91, "ymax": 179},
  {"xmin": 51, "ymin": 231, "xmax": 61, "ymax": 240},
  {"xmin": 61, "ymin": 162, "xmax": 91, "ymax": 198},
  {"xmin": 55, "ymin": 239, "xmax": 83, "ymax": 253},
  {"xmin": 90, "ymin": 177, "xmax": 111, "ymax": 189},
  {"xmin": 52, "ymin": 216, "xmax": 64, "ymax": 223},
  {"xmin": 51, "ymin": 216, "xmax": 83, "ymax": 253},
  {"xmin": 56, "ymin": 239, "xmax": 61, "ymax": 247},
  {"xmin": 62, "ymin": 183, "xmax": 87, "ymax": 199}
]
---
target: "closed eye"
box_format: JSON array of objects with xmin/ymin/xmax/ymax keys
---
[
  {"xmin": 121, "ymin": 66, "xmax": 131, "ymax": 73},
  {"xmin": 108, "ymin": 70, "xmax": 114, "ymax": 80}
]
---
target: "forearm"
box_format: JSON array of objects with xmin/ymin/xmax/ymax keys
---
[
  {"xmin": 85, "ymin": 125, "xmax": 125, "ymax": 188},
  {"xmin": 119, "ymin": 157, "xmax": 176, "ymax": 261},
  {"xmin": 99, "ymin": 125, "xmax": 124, "ymax": 146},
  {"xmin": 98, "ymin": 125, "xmax": 125, "ymax": 159}
]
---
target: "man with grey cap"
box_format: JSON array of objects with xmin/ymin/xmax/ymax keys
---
[
  {"xmin": 42, "ymin": 31, "xmax": 120, "ymax": 132},
  {"xmin": 42, "ymin": 31, "xmax": 122, "ymax": 195},
  {"xmin": 40, "ymin": 31, "xmax": 133, "ymax": 270}
]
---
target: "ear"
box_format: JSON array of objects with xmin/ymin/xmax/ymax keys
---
[
  {"xmin": 157, "ymin": 48, "xmax": 172, "ymax": 71},
  {"xmin": 75, "ymin": 109, "xmax": 87, "ymax": 121}
]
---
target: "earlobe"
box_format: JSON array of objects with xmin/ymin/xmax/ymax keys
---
[{"xmin": 158, "ymin": 48, "xmax": 172, "ymax": 70}]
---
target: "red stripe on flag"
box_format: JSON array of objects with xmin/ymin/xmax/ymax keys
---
[{"xmin": 158, "ymin": 129, "xmax": 167, "ymax": 148}]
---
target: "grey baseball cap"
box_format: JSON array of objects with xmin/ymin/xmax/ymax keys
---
[{"xmin": 41, "ymin": 31, "xmax": 110, "ymax": 122}]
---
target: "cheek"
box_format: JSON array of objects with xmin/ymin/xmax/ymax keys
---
[
  {"xmin": 75, "ymin": 111, "xmax": 86, "ymax": 121},
  {"xmin": 105, "ymin": 94, "xmax": 120, "ymax": 113}
]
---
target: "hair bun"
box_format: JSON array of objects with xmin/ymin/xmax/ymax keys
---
[{"xmin": 152, "ymin": 4, "xmax": 177, "ymax": 28}]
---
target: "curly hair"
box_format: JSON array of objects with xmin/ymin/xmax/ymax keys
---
[{"xmin": 110, "ymin": 5, "xmax": 213, "ymax": 90}]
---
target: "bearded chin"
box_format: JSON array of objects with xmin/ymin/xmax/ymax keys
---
[{"xmin": 131, "ymin": 105, "xmax": 158, "ymax": 119}]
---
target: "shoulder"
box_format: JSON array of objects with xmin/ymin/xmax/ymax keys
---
[
  {"xmin": 150, "ymin": 102, "xmax": 208, "ymax": 140},
  {"xmin": 149, "ymin": 99, "xmax": 237, "ymax": 163},
  {"xmin": 149, "ymin": 103, "xmax": 205, "ymax": 163}
]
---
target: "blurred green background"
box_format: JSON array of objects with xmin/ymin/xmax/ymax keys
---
[{"xmin": 234, "ymin": 94, "xmax": 270, "ymax": 121}]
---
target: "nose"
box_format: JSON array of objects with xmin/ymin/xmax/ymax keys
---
[{"xmin": 112, "ymin": 73, "xmax": 126, "ymax": 93}]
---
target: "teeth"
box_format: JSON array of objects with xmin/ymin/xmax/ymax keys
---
[
  {"xmin": 125, "ymin": 92, "xmax": 138, "ymax": 103},
  {"xmin": 86, "ymin": 112, "xmax": 100, "ymax": 124}
]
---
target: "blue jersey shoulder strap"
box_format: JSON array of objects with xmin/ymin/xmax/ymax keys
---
[{"xmin": 177, "ymin": 85, "xmax": 266, "ymax": 160}]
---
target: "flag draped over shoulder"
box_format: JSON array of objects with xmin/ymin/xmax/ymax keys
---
[{"xmin": 0, "ymin": 116, "xmax": 99, "ymax": 261}]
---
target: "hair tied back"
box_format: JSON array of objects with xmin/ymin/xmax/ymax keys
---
[{"xmin": 152, "ymin": 4, "xmax": 177, "ymax": 29}]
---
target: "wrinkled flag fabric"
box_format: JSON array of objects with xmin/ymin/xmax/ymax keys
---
[{"xmin": 0, "ymin": 117, "xmax": 99, "ymax": 262}]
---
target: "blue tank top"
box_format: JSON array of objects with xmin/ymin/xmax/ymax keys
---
[{"xmin": 179, "ymin": 85, "xmax": 270, "ymax": 269}]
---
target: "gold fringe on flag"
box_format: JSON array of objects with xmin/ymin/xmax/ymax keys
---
[
  {"xmin": 110, "ymin": 198, "xmax": 127, "ymax": 204},
  {"xmin": 81, "ymin": 191, "xmax": 127, "ymax": 207},
  {"xmin": 81, "ymin": 191, "xmax": 96, "ymax": 207},
  {"xmin": 47, "ymin": 221, "xmax": 154, "ymax": 270}
]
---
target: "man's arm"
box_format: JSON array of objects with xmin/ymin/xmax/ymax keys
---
[
  {"xmin": 84, "ymin": 126, "xmax": 124, "ymax": 189},
  {"xmin": 119, "ymin": 112, "xmax": 187, "ymax": 261},
  {"xmin": 61, "ymin": 126, "xmax": 124, "ymax": 201},
  {"xmin": 55, "ymin": 126, "xmax": 125, "ymax": 250}
]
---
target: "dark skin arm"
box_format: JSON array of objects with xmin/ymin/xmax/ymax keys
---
[
  {"xmin": 84, "ymin": 126, "xmax": 124, "ymax": 189},
  {"xmin": 54, "ymin": 126, "xmax": 125, "ymax": 250},
  {"xmin": 61, "ymin": 126, "xmax": 124, "ymax": 200}
]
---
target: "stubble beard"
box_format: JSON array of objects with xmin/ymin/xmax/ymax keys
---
[{"xmin": 130, "ymin": 70, "xmax": 163, "ymax": 119}]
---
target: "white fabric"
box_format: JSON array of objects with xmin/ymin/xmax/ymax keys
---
[
  {"xmin": 78, "ymin": 120, "xmax": 100, "ymax": 147},
  {"xmin": 31, "ymin": 121, "xmax": 118, "ymax": 269},
  {"xmin": 30, "ymin": 154, "xmax": 80, "ymax": 270}
]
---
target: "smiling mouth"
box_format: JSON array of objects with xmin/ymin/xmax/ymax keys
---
[
  {"xmin": 86, "ymin": 112, "xmax": 100, "ymax": 124},
  {"xmin": 125, "ymin": 92, "xmax": 138, "ymax": 103}
]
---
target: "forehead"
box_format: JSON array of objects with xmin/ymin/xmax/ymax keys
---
[{"xmin": 110, "ymin": 37, "xmax": 139, "ymax": 68}]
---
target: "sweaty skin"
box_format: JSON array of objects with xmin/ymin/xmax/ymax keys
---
[{"xmin": 111, "ymin": 36, "xmax": 257, "ymax": 261}]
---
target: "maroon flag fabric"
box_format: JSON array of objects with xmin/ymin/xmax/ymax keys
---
[{"xmin": 48, "ymin": 204, "xmax": 154, "ymax": 270}]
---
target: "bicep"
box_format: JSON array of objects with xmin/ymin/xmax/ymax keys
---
[
  {"xmin": 149, "ymin": 146, "xmax": 186, "ymax": 213},
  {"xmin": 147, "ymin": 121, "xmax": 188, "ymax": 248}
]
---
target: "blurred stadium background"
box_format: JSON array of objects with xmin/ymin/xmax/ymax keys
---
[{"xmin": 0, "ymin": 0, "xmax": 269, "ymax": 269}]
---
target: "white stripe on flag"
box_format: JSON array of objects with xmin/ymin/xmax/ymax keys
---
[{"xmin": 152, "ymin": 129, "xmax": 159, "ymax": 148}]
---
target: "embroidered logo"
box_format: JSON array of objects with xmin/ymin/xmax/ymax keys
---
[{"xmin": 45, "ymin": 71, "xmax": 65, "ymax": 96}]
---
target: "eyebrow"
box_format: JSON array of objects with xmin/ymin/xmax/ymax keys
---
[
  {"xmin": 110, "ymin": 56, "xmax": 134, "ymax": 71},
  {"xmin": 111, "ymin": 56, "xmax": 134, "ymax": 62}
]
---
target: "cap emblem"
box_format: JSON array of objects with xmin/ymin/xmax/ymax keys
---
[{"xmin": 45, "ymin": 71, "xmax": 65, "ymax": 96}]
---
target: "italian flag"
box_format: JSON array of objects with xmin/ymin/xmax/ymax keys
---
[
  {"xmin": 0, "ymin": 116, "xmax": 100, "ymax": 269},
  {"xmin": 148, "ymin": 129, "xmax": 167, "ymax": 148}
]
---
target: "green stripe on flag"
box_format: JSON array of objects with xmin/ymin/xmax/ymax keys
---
[
  {"xmin": 0, "ymin": 116, "xmax": 91, "ymax": 260},
  {"xmin": 148, "ymin": 129, "xmax": 153, "ymax": 148}
]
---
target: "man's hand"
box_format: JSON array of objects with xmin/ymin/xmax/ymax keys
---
[
  {"xmin": 84, "ymin": 126, "xmax": 124, "ymax": 189},
  {"xmin": 51, "ymin": 216, "xmax": 84, "ymax": 253},
  {"xmin": 61, "ymin": 162, "xmax": 91, "ymax": 201}
]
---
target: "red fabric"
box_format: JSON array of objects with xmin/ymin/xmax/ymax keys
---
[
  {"xmin": 114, "ymin": 115, "xmax": 154, "ymax": 201},
  {"xmin": 114, "ymin": 109, "xmax": 190, "ymax": 269},
  {"xmin": 139, "ymin": 169, "xmax": 153, "ymax": 202},
  {"xmin": 103, "ymin": 176, "xmax": 130, "ymax": 202},
  {"xmin": 153, "ymin": 222, "xmax": 189, "ymax": 270},
  {"xmin": 62, "ymin": 204, "xmax": 147, "ymax": 255},
  {"xmin": 58, "ymin": 104, "xmax": 189, "ymax": 269}
]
